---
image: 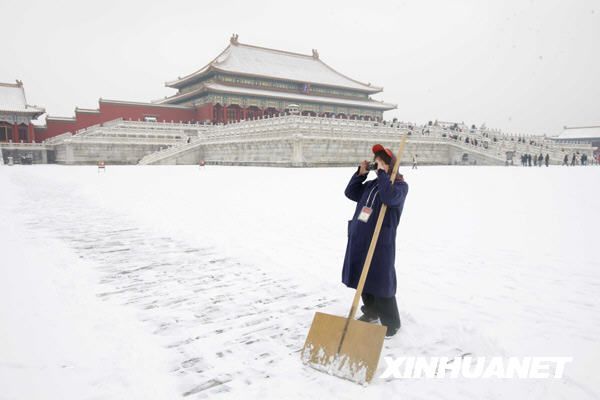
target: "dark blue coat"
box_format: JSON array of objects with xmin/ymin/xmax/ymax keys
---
[{"xmin": 342, "ymin": 168, "xmax": 408, "ymax": 298}]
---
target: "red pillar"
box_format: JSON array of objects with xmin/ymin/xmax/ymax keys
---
[
  {"xmin": 28, "ymin": 124, "xmax": 35, "ymax": 143},
  {"xmin": 223, "ymin": 106, "xmax": 228, "ymax": 124},
  {"xmin": 12, "ymin": 124, "xmax": 18, "ymax": 142}
]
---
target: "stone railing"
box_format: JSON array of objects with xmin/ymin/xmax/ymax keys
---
[
  {"xmin": 64, "ymin": 136, "xmax": 185, "ymax": 146},
  {"xmin": 0, "ymin": 141, "xmax": 49, "ymax": 149},
  {"xmin": 43, "ymin": 131, "xmax": 73, "ymax": 145},
  {"xmin": 66, "ymin": 119, "xmax": 211, "ymax": 143}
]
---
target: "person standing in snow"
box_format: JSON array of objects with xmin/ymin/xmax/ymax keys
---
[
  {"xmin": 412, "ymin": 154, "xmax": 418, "ymax": 169},
  {"xmin": 538, "ymin": 153, "xmax": 543, "ymax": 167},
  {"xmin": 342, "ymin": 144, "xmax": 409, "ymax": 337},
  {"xmin": 563, "ymin": 154, "xmax": 569, "ymax": 166}
]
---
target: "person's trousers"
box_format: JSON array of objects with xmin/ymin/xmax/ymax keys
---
[{"xmin": 361, "ymin": 293, "xmax": 401, "ymax": 329}]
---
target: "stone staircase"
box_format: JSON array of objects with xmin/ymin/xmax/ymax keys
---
[
  {"xmin": 137, "ymin": 138, "xmax": 204, "ymax": 165},
  {"xmin": 136, "ymin": 115, "xmax": 516, "ymax": 166}
]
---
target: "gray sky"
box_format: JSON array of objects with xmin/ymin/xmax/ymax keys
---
[{"xmin": 2, "ymin": 0, "xmax": 598, "ymax": 135}]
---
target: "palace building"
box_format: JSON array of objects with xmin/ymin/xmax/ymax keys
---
[
  {"xmin": 13, "ymin": 36, "xmax": 394, "ymax": 142},
  {"xmin": 157, "ymin": 34, "xmax": 395, "ymax": 123},
  {"xmin": 0, "ymin": 81, "xmax": 45, "ymax": 143}
]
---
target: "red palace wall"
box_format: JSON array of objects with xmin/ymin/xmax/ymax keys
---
[
  {"xmin": 35, "ymin": 100, "xmax": 202, "ymax": 141},
  {"xmin": 98, "ymin": 101, "xmax": 196, "ymax": 123},
  {"xmin": 35, "ymin": 119, "xmax": 77, "ymax": 142},
  {"xmin": 195, "ymin": 103, "xmax": 214, "ymax": 122}
]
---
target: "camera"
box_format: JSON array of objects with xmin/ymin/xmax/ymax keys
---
[{"xmin": 367, "ymin": 162, "xmax": 378, "ymax": 171}]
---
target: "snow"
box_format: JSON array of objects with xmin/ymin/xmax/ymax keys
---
[
  {"xmin": 0, "ymin": 173, "xmax": 180, "ymax": 399},
  {"xmin": 1, "ymin": 164, "xmax": 599, "ymax": 399}
]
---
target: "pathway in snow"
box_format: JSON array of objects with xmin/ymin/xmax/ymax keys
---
[
  {"xmin": 22, "ymin": 203, "xmax": 471, "ymax": 397},
  {"xmin": 15, "ymin": 178, "xmax": 342, "ymax": 397}
]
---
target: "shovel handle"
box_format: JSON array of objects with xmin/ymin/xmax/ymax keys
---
[{"xmin": 347, "ymin": 134, "xmax": 408, "ymax": 320}]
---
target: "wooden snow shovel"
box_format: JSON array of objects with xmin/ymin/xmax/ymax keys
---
[{"xmin": 301, "ymin": 135, "xmax": 408, "ymax": 384}]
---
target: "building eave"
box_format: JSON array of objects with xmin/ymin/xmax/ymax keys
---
[{"xmin": 162, "ymin": 83, "xmax": 396, "ymax": 111}]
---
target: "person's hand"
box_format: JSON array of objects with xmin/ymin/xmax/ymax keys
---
[{"xmin": 358, "ymin": 160, "xmax": 369, "ymax": 176}]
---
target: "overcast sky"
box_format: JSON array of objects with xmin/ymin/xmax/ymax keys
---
[{"xmin": 2, "ymin": 0, "xmax": 598, "ymax": 135}]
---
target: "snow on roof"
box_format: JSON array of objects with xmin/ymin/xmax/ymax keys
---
[
  {"xmin": 554, "ymin": 126, "xmax": 600, "ymax": 140},
  {"xmin": 0, "ymin": 81, "xmax": 45, "ymax": 115},
  {"xmin": 166, "ymin": 40, "xmax": 382, "ymax": 93},
  {"xmin": 161, "ymin": 83, "xmax": 396, "ymax": 110}
]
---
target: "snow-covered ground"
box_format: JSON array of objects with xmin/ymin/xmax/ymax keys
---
[{"xmin": 1, "ymin": 164, "xmax": 598, "ymax": 399}]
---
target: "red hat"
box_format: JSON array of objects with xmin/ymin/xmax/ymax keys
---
[{"xmin": 372, "ymin": 144, "xmax": 394, "ymax": 159}]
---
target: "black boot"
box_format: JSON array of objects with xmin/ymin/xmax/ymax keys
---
[
  {"xmin": 385, "ymin": 325, "xmax": 399, "ymax": 337},
  {"xmin": 357, "ymin": 313, "xmax": 379, "ymax": 323}
]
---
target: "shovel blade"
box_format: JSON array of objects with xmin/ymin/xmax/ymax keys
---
[{"xmin": 301, "ymin": 312, "xmax": 387, "ymax": 384}]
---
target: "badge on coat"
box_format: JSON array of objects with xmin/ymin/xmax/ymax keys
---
[{"xmin": 358, "ymin": 206, "xmax": 372, "ymax": 222}]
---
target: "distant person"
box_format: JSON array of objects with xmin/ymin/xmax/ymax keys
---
[
  {"xmin": 538, "ymin": 153, "xmax": 543, "ymax": 167},
  {"xmin": 545, "ymin": 154, "xmax": 550, "ymax": 167},
  {"xmin": 571, "ymin": 153, "xmax": 577, "ymax": 166},
  {"xmin": 533, "ymin": 154, "xmax": 538, "ymax": 167},
  {"xmin": 412, "ymin": 155, "xmax": 418, "ymax": 170},
  {"xmin": 563, "ymin": 154, "xmax": 569, "ymax": 166}
]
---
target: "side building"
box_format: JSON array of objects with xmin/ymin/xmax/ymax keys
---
[
  {"xmin": 0, "ymin": 81, "xmax": 44, "ymax": 143},
  {"xmin": 551, "ymin": 126, "xmax": 600, "ymax": 161}
]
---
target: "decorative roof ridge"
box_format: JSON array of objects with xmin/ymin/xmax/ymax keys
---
[
  {"xmin": 234, "ymin": 40, "xmax": 319, "ymax": 61},
  {"xmin": 0, "ymin": 80, "xmax": 23, "ymax": 88}
]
